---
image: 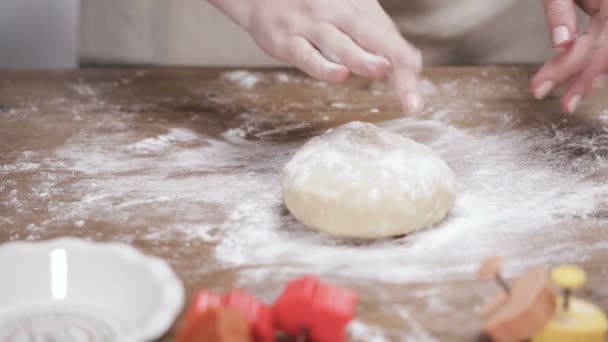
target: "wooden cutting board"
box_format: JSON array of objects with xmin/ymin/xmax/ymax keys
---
[{"xmin": 1, "ymin": 67, "xmax": 607, "ymax": 341}]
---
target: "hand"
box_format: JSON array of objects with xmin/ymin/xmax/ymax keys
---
[
  {"xmin": 209, "ymin": 0, "xmax": 424, "ymax": 113},
  {"xmin": 532, "ymin": 0, "xmax": 608, "ymax": 113}
]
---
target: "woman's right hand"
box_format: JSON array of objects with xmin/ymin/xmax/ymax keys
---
[{"xmin": 209, "ymin": 0, "xmax": 424, "ymax": 114}]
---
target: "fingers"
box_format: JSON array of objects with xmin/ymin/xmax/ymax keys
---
[
  {"xmin": 531, "ymin": 33, "xmax": 594, "ymax": 99},
  {"xmin": 338, "ymin": 17, "xmax": 423, "ymax": 113},
  {"xmin": 389, "ymin": 65, "xmax": 423, "ymax": 113},
  {"xmin": 343, "ymin": 19, "xmax": 422, "ymax": 73},
  {"xmin": 575, "ymin": 0, "xmax": 601, "ymax": 14},
  {"xmin": 560, "ymin": 15, "xmax": 608, "ymax": 112},
  {"xmin": 543, "ymin": 0, "xmax": 579, "ymax": 48},
  {"xmin": 561, "ymin": 55, "xmax": 608, "ymax": 113},
  {"xmin": 309, "ymin": 25, "xmax": 391, "ymax": 78},
  {"xmin": 285, "ymin": 36, "xmax": 349, "ymax": 83}
]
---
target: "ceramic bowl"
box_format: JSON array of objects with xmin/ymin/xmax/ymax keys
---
[{"xmin": 0, "ymin": 237, "xmax": 184, "ymax": 342}]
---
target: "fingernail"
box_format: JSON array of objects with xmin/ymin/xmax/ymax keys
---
[
  {"xmin": 366, "ymin": 54, "xmax": 390, "ymax": 71},
  {"xmin": 552, "ymin": 25, "xmax": 571, "ymax": 47},
  {"xmin": 534, "ymin": 80, "xmax": 554, "ymax": 99},
  {"xmin": 405, "ymin": 93, "xmax": 422, "ymax": 113},
  {"xmin": 567, "ymin": 94, "xmax": 582, "ymax": 113},
  {"xmin": 330, "ymin": 63, "xmax": 347, "ymax": 72},
  {"xmin": 374, "ymin": 55, "xmax": 390, "ymax": 66},
  {"xmin": 331, "ymin": 63, "xmax": 348, "ymax": 74},
  {"xmin": 591, "ymin": 74, "xmax": 608, "ymax": 90}
]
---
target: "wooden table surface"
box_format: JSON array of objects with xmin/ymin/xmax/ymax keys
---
[{"xmin": 1, "ymin": 67, "xmax": 607, "ymax": 341}]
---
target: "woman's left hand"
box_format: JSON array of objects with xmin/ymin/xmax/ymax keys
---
[{"xmin": 532, "ymin": 0, "xmax": 608, "ymax": 113}]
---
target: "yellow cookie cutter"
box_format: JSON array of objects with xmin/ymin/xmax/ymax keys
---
[{"xmin": 533, "ymin": 265, "xmax": 608, "ymax": 342}]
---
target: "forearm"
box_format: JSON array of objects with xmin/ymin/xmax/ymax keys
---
[{"xmin": 207, "ymin": 0, "xmax": 252, "ymax": 30}]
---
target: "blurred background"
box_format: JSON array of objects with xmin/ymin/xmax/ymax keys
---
[
  {"xmin": 0, "ymin": 0, "xmax": 79, "ymax": 68},
  {"xmin": 0, "ymin": 0, "xmax": 279, "ymax": 69}
]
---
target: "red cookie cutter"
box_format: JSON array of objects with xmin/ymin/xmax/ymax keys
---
[
  {"xmin": 273, "ymin": 275, "xmax": 358, "ymax": 342},
  {"xmin": 183, "ymin": 289, "xmax": 274, "ymax": 342},
  {"xmin": 178, "ymin": 307, "xmax": 250, "ymax": 342}
]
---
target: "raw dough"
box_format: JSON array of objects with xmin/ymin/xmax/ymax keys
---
[{"xmin": 281, "ymin": 121, "xmax": 456, "ymax": 238}]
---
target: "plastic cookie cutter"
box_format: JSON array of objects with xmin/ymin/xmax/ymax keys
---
[
  {"xmin": 178, "ymin": 306, "xmax": 250, "ymax": 342},
  {"xmin": 273, "ymin": 275, "xmax": 358, "ymax": 342},
  {"xmin": 478, "ymin": 256, "xmax": 556, "ymax": 342},
  {"xmin": 532, "ymin": 265, "xmax": 608, "ymax": 342},
  {"xmin": 179, "ymin": 289, "xmax": 274, "ymax": 342}
]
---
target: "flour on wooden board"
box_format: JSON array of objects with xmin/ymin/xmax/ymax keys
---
[
  {"xmin": 0, "ymin": 162, "xmax": 41, "ymax": 174},
  {"xmin": 223, "ymin": 70, "xmax": 263, "ymax": 89},
  {"xmin": 222, "ymin": 70, "xmax": 328, "ymax": 89},
  {"xmin": 214, "ymin": 118, "xmax": 608, "ymax": 280},
  {"xmin": 3, "ymin": 76, "xmax": 608, "ymax": 340},
  {"xmin": 131, "ymin": 128, "xmax": 199, "ymax": 153},
  {"xmin": 9, "ymin": 105, "xmax": 608, "ymax": 279}
]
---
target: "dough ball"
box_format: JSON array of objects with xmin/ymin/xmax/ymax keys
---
[{"xmin": 281, "ymin": 121, "xmax": 456, "ymax": 238}]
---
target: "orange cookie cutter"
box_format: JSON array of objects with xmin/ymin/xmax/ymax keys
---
[{"xmin": 479, "ymin": 256, "xmax": 556, "ymax": 342}]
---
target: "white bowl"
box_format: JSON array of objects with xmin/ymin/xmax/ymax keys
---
[{"xmin": 0, "ymin": 237, "xmax": 184, "ymax": 342}]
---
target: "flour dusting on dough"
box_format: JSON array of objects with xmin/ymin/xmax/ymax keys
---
[{"xmin": 281, "ymin": 121, "xmax": 456, "ymax": 238}]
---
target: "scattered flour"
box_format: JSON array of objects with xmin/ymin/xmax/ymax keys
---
[
  {"xmin": 348, "ymin": 320, "xmax": 389, "ymax": 342},
  {"xmin": 221, "ymin": 127, "xmax": 248, "ymax": 144},
  {"xmin": 223, "ymin": 70, "xmax": 262, "ymax": 89},
  {"xmin": 4, "ymin": 75, "xmax": 608, "ymax": 340},
  {"xmin": 0, "ymin": 163, "xmax": 40, "ymax": 174},
  {"xmin": 205, "ymin": 115, "xmax": 608, "ymax": 285},
  {"xmin": 253, "ymin": 122, "xmax": 310, "ymax": 138},
  {"xmin": 6, "ymin": 108, "xmax": 608, "ymax": 284},
  {"xmin": 331, "ymin": 102, "xmax": 350, "ymax": 109},
  {"xmin": 131, "ymin": 128, "xmax": 199, "ymax": 153},
  {"xmin": 274, "ymin": 72, "xmax": 291, "ymax": 83},
  {"xmin": 70, "ymin": 84, "xmax": 96, "ymax": 97},
  {"xmin": 395, "ymin": 309, "xmax": 438, "ymax": 342},
  {"xmin": 420, "ymin": 78, "xmax": 438, "ymax": 96}
]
